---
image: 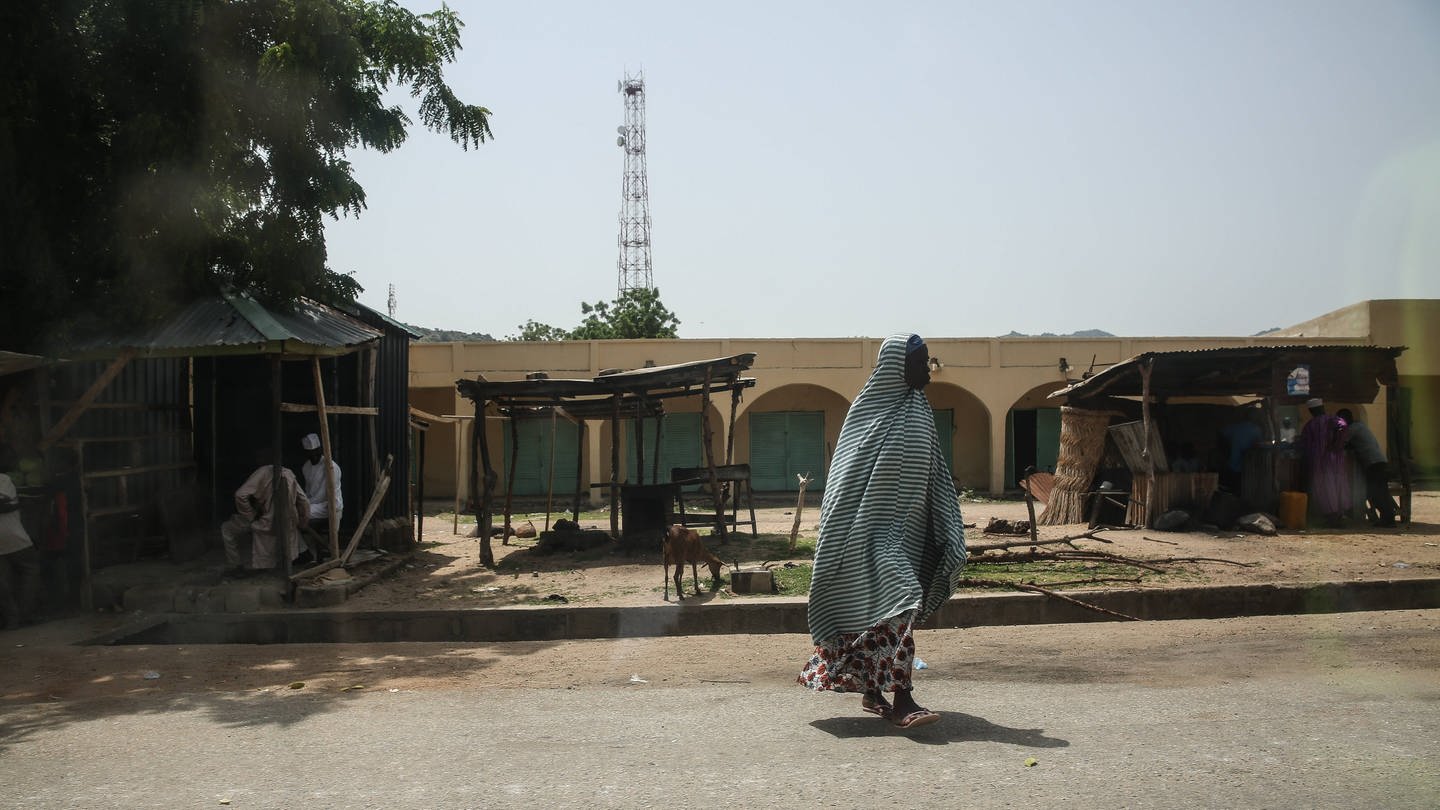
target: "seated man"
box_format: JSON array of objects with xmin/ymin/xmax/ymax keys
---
[
  {"xmin": 220, "ymin": 449, "xmax": 309, "ymax": 575},
  {"xmin": 296, "ymin": 433, "xmax": 342, "ymax": 564}
]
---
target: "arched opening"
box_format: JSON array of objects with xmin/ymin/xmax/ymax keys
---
[
  {"xmin": 926, "ymin": 382, "xmax": 991, "ymax": 492},
  {"xmin": 1005, "ymin": 381, "xmax": 1069, "ymax": 489},
  {"xmin": 736, "ymin": 384, "xmax": 850, "ymax": 491}
]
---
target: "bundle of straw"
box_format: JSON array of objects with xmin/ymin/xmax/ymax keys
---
[{"xmin": 1038, "ymin": 407, "xmax": 1117, "ymax": 525}]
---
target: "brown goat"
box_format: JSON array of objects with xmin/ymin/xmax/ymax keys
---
[{"xmin": 663, "ymin": 524, "xmax": 724, "ymax": 600}]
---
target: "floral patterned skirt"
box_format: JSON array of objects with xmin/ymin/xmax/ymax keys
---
[{"xmin": 797, "ymin": 610, "xmax": 917, "ymax": 693}]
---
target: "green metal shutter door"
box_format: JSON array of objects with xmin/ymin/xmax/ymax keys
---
[
  {"xmin": 786, "ymin": 412, "xmax": 827, "ymax": 490},
  {"xmin": 1036, "ymin": 408, "xmax": 1061, "ymax": 473},
  {"xmin": 749, "ymin": 412, "xmax": 789, "ymax": 490},
  {"xmin": 932, "ymin": 408, "xmax": 954, "ymax": 476},
  {"xmin": 626, "ymin": 413, "xmax": 703, "ymax": 484},
  {"xmin": 504, "ymin": 418, "xmax": 580, "ymax": 496}
]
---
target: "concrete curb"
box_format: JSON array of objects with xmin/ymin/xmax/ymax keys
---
[{"xmin": 92, "ymin": 577, "xmax": 1440, "ymax": 645}]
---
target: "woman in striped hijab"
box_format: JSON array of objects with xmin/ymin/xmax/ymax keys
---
[{"xmin": 797, "ymin": 334, "xmax": 967, "ymax": 729}]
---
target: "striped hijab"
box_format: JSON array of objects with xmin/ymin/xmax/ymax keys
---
[{"xmin": 806, "ymin": 334, "xmax": 967, "ymax": 648}]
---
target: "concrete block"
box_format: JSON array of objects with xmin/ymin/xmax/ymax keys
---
[
  {"xmin": 123, "ymin": 584, "xmax": 175, "ymax": 614},
  {"xmin": 223, "ymin": 586, "xmax": 263, "ymax": 614},
  {"xmin": 295, "ymin": 583, "xmax": 348, "ymax": 609}
]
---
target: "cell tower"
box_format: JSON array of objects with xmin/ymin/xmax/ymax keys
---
[
  {"xmin": 387, "ymin": 283, "xmax": 397, "ymax": 318},
  {"xmin": 615, "ymin": 72, "xmax": 653, "ymax": 296}
]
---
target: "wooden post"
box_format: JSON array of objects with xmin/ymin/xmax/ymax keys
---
[
  {"xmin": 633, "ymin": 398, "xmax": 646, "ymax": 485},
  {"xmin": 1140, "ymin": 358, "xmax": 1157, "ymax": 530},
  {"xmin": 699, "ymin": 369, "xmax": 724, "ymax": 541},
  {"xmin": 503, "ymin": 414, "xmax": 518, "ymax": 544},
  {"xmin": 725, "ymin": 387, "xmax": 741, "ymax": 466},
  {"xmin": 365, "ymin": 346, "xmax": 380, "ymax": 548},
  {"xmin": 610, "ymin": 394, "xmax": 621, "ymax": 539},
  {"xmin": 453, "ymin": 419, "xmax": 463, "ymax": 534},
  {"xmin": 651, "ymin": 411, "xmax": 664, "ymax": 485},
  {"xmin": 1387, "ymin": 383, "xmax": 1413, "ymax": 524},
  {"xmin": 310, "ymin": 357, "xmax": 340, "ymax": 561},
  {"xmin": 572, "ymin": 420, "xmax": 586, "ymax": 522},
  {"xmin": 415, "ymin": 422, "xmax": 426, "ymax": 545},
  {"xmin": 544, "ymin": 407, "xmax": 557, "ymax": 530},
  {"xmin": 475, "ymin": 400, "xmax": 496, "ymax": 568},
  {"xmin": 788, "ymin": 473, "xmax": 812, "ymax": 552},
  {"xmin": 1022, "ymin": 466, "xmax": 1039, "ymax": 551},
  {"xmin": 271, "ymin": 357, "xmax": 291, "ymax": 580}
]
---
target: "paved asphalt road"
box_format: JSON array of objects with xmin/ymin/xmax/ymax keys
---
[{"xmin": 3, "ymin": 611, "xmax": 1439, "ymax": 809}]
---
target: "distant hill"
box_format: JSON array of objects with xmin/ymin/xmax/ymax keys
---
[
  {"xmin": 1252, "ymin": 327, "xmax": 1281, "ymax": 336},
  {"xmin": 407, "ymin": 325, "xmax": 496, "ymax": 342},
  {"xmin": 1000, "ymin": 329, "xmax": 1115, "ymax": 338}
]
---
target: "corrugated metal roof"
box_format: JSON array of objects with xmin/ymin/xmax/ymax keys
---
[
  {"xmin": 1051, "ymin": 344, "xmax": 1404, "ymax": 402},
  {"xmin": 0, "ymin": 350, "xmax": 54, "ymax": 377},
  {"xmin": 71, "ymin": 293, "xmax": 381, "ymax": 358}
]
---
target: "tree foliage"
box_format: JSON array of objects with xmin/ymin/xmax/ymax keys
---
[
  {"xmin": 0, "ymin": 0, "xmax": 491, "ymax": 352},
  {"xmin": 508, "ymin": 288, "xmax": 682, "ymax": 341}
]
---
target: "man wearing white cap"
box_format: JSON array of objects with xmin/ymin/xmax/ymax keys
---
[
  {"xmin": 1299, "ymin": 398, "xmax": 1350, "ymax": 527},
  {"xmin": 298, "ymin": 433, "xmax": 343, "ymax": 564}
]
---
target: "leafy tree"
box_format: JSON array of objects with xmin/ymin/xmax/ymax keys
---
[
  {"xmin": 508, "ymin": 288, "xmax": 682, "ymax": 341},
  {"xmin": 0, "ymin": 0, "xmax": 491, "ymax": 352},
  {"xmin": 507, "ymin": 320, "xmax": 572, "ymax": 342}
]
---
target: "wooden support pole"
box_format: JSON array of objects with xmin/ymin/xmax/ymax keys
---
[
  {"xmin": 475, "ymin": 400, "xmax": 496, "ymax": 568},
  {"xmin": 700, "ymin": 368, "xmax": 724, "ymax": 541},
  {"xmin": 788, "ymin": 473, "xmax": 812, "ymax": 552},
  {"xmin": 634, "ymin": 398, "xmax": 646, "ymax": 485},
  {"xmin": 651, "ymin": 411, "xmax": 664, "ymax": 485},
  {"xmin": 725, "ymin": 387, "xmax": 741, "ymax": 466},
  {"xmin": 1387, "ymin": 383, "xmax": 1413, "ymax": 524},
  {"xmin": 271, "ymin": 358, "xmax": 291, "ymax": 581},
  {"xmin": 415, "ymin": 423, "xmax": 426, "ymax": 545},
  {"xmin": 572, "ymin": 420, "xmax": 586, "ymax": 522},
  {"xmin": 544, "ymin": 407, "xmax": 557, "ymax": 531},
  {"xmin": 365, "ymin": 346, "xmax": 380, "ymax": 548},
  {"xmin": 278, "ymin": 403, "xmax": 379, "ymax": 416},
  {"xmin": 503, "ymin": 414, "xmax": 518, "ymax": 544},
  {"xmin": 1140, "ymin": 359, "xmax": 1157, "ymax": 530},
  {"xmin": 311, "ymin": 357, "xmax": 340, "ymax": 561},
  {"xmin": 610, "ymin": 394, "xmax": 620, "ymax": 539}
]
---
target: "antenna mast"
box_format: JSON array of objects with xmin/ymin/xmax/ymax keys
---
[
  {"xmin": 387, "ymin": 283, "xmax": 397, "ymax": 318},
  {"xmin": 615, "ymin": 72, "xmax": 653, "ymax": 296}
]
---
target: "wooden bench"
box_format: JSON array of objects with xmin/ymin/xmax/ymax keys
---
[{"xmin": 670, "ymin": 464, "xmax": 758, "ymax": 538}]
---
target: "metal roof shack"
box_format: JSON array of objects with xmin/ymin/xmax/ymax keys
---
[
  {"xmin": 1051, "ymin": 345, "xmax": 1403, "ymax": 403},
  {"xmin": 455, "ymin": 354, "xmax": 758, "ymax": 562},
  {"xmin": 1042, "ymin": 345, "xmax": 1414, "ymax": 530},
  {"xmin": 18, "ymin": 293, "xmax": 409, "ymax": 608},
  {"xmin": 69, "ymin": 292, "xmax": 382, "ymax": 359}
]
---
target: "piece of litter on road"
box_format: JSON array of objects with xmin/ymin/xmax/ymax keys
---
[
  {"xmin": 1024, "ymin": 757, "xmax": 1038, "ymax": 767},
  {"xmin": 1393, "ymin": 562, "xmax": 1411, "ymax": 569},
  {"xmin": 388, "ymin": 688, "xmax": 400, "ymax": 693},
  {"xmin": 143, "ymin": 671, "xmax": 161, "ymax": 680},
  {"xmin": 628, "ymin": 674, "xmax": 648, "ymax": 684},
  {"xmin": 914, "ymin": 657, "xmax": 928, "ymax": 670},
  {"xmin": 219, "ymin": 799, "xmax": 231, "ymax": 806},
  {"xmin": 340, "ymin": 684, "xmax": 366, "ymax": 692},
  {"xmin": 289, "ymin": 681, "xmax": 306, "ymax": 689}
]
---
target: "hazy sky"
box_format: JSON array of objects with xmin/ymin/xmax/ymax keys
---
[{"xmin": 324, "ymin": 0, "xmax": 1440, "ymax": 339}]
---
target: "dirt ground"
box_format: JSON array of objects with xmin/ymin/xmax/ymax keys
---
[
  {"xmin": 338, "ymin": 490, "xmax": 1440, "ymax": 611},
  {"xmin": 0, "ymin": 493, "xmax": 1436, "ymax": 705}
]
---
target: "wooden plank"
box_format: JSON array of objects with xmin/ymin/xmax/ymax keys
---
[
  {"xmin": 279, "ymin": 402, "xmax": 378, "ymax": 416},
  {"xmin": 39, "ymin": 351, "xmax": 134, "ymax": 450},
  {"xmin": 312, "ymin": 356, "xmax": 340, "ymax": 561},
  {"xmin": 409, "ymin": 406, "xmax": 459, "ymax": 424}
]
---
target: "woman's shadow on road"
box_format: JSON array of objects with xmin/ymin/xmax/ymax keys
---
[{"xmin": 810, "ymin": 711, "xmax": 1070, "ymax": 748}]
